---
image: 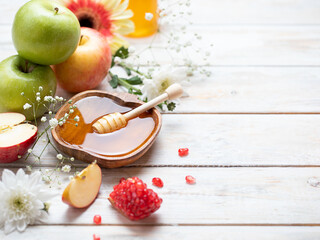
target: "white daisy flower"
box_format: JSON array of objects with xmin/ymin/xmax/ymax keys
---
[
  {"xmin": 49, "ymin": 118, "xmax": 58, "ymax": 128},
  {"xmin": 0, "ymin": 169, "xmax": 53, "ymax": 234},
  {"xmin": 141, "ymin": 66, "xmax": 186, "ymax": 101},
  {"xmin": 23, "ymin": 103, "xmax": 32, "ymax": 110},
  {"xmin": 145, "ymin": 12, "xmax": 154, "ymax": 21}
]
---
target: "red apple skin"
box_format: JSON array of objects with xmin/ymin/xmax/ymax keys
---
[
  {"xmin": 62, "ymin": 163, "xmax": 102, "ymax": 208},
  {"xmin": 52, "ymin": 27, "xmax": 112, "ymax": 93},
  {"xmin": 0, "ymin": 128, "xmax": 37, "ymax": 163}
]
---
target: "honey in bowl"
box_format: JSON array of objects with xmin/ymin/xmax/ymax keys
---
[{"xmin": 56, "ymin": 96, "xmax": 156, "ymax": 157}]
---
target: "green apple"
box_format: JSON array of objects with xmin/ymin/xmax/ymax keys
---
[
  {"xmin": 12, "ymin": 0, "xmax": 81, "ymax": 65},
  {"xmin": 0, "ymin": 55, "xmax": 57, "ymax": 120}
]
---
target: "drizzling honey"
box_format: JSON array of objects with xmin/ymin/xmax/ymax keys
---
[{"xmin": 56, "ymin": 96, "xmax": 155, "ymax": 157}]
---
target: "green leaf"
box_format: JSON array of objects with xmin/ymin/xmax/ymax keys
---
[
  {"xmin": 166, "ymin": 102, "xmax": 176, "ymax": 111},
  {"xmin": 124, "ymin": 67, "xmax": 132, "ymax": 76},
  {"xmin": 109, "ymin": 74, "xmax": 119, "ymax": 88},
  {"xmin": 123, "ymin": 76, "xmax": 143, "ymax": 85},
  {"xmin": 157, "ymin": 103, "xmax": 164, "ymax": 110},
  {"xmin": 128, "ymin": 88, "xmax": 142, "ymax": 95},
  {"xmin": 114, "ymin": 46, "xmax": 129, "ymax": 59}
]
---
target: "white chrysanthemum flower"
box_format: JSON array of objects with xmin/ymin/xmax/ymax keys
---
[
  {"xmin": 41, "ymin": 116, "xmax": 47, "ymax": 122},
  {"xmin": 74, "ymin": 116, "xmax": 80, "ymax": 122},
  {"xmin": 49, "ymin": 118, "xmax": 58, "ymax": 128},
  {"xmin": 61, "ymin": 165, "xmax": 71, "ymax": 173},
  {"xmin": 145, "ymin": 12, "xmax": 153, "ymax": 21},
  {"xmin": 23, "ymin": 103, "xmax": 32, "ymax": 110},
  {"xmin": 0, "ymin": 169, "xmax": 53, "ymax": 234},
  {"xmin": 141, "ymin": 66, "xmax": 187, "ymax": 101}
]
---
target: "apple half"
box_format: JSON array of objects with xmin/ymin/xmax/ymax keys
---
[
  {"xmin": 0, "ymin": 112, "xmax": 37, "ymax": 163},
  {"xmin": 62, "ymin": 162, "xmax": 102, "ymax": 208}
]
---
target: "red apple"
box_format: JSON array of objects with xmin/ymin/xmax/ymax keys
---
[
  {"xmin": 0, "ymin": 112, "xmax": 37, "ymax": 163},
  {"xmin": 62, "ymin": 162, "xmax": 102, "ymax": 208},
  {"xmin": 52, "ymin": 27, "xmax": 112, "ymax": 93}
]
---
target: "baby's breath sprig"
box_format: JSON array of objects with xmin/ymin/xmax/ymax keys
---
[
  {"xmin": 108, "ymin": 0, "xmax": 212, "ymax": 111},
  {"xmin": 21, "ymin": 87, "xmax": 79, "ymax": 184}
]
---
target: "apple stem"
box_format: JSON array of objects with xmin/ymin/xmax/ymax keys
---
[
  {"xmin": 79, "ymin": 35, "xmax": 84, "ymax": 45},
  {"xmin": 25, "ymin": 60, "xmax": 28, "ymax": 73},
  {"xmin": 54, "ymin": 7, "xmax": 59, "ymax": 15}
]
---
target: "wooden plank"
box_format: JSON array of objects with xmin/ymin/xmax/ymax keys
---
[
  {"xmin": 2, "ymin": 226, "xmax": 320, "ymax": 240},
  {"xmin": 55, "ymin": 66, "xmax": 320, "ymax": 114},
  {"xmin": 3, "ymin": 114, "xmax": 320, "ymax": 168},
  {"xmin": 189, "ymin": 0, "xmax": 320, "ymax": 25},
  {"xmin": 1, "ymin": 25, "xmax": 320, "ymax": 66},
  {"xmin": 1, "ymin": 167, "xmax": 320, "ymax": 224},
  {"xmin": 1, "ymin": 0, "xmax": 320, "ymax": 25}
]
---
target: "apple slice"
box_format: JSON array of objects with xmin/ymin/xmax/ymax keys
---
[
  {"xmin": 62, "ymin": 162, "xmax": 102, "ymax": 208},
  {"xmin": 0, "ymin": 112, "xmax": 37, "ymax": 163}
]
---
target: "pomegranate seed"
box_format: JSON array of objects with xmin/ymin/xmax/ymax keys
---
[
  {"xmin": 119, "ymin": 177, "xmax": 126, "ymax": 183},
  {"xmin": 186, "ymin": 175, "xmax": 196, "ymax": 184},
  {"xmin": 93, "ymin": 215, "xmax": 101, "ymax": 224},
  {"xmin": 93, "ymin": 234, "xmax": 100, "ymax": 240},
  {"xmin": 152, "ymin": 177, "xmax": 164, "ymax": 188},
  {"xmin": 178, "ymin": 148, "xmax": 189, "ymax": 157}
]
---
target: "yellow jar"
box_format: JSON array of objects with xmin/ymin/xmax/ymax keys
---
[{"xmin": 127, "ymin": 0, "xmax": 158, "ymax": 38}]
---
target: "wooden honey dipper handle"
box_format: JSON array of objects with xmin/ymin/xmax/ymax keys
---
[{"xmin": 92, "ymin": 83, "xmax": 183, "ymax": 134}]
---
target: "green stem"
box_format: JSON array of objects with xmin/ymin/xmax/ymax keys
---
[
  {"xmin": 119, "ymin": 63, "xmax": 152, "ymax": 79},
  {"xmin": 25, "ymin": 125, "xmax": 51, "ymax": 161},
  {"xmin": 118, "ymin": 78, "xmax": 141, "ymax": 92}
]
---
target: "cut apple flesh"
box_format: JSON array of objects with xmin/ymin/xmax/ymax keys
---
[
  {"xmin": 0, "ymin": 112, "xmax": 37, "ymax": 163},
  {"xmin": 0, "ymin": 112, "xmax": 25, "ymax": 128},
  {"xmin": 62, "ymin": 163, "xmax": 102, "ymax": 208},
  {"xmin": 0, "ymin": 124, "xmax": 37, "ymax": 147}
]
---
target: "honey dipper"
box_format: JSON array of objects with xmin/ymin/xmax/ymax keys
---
[{"xmin": 92, "ymin": 83, "xmax": 183, "ymax": 134}]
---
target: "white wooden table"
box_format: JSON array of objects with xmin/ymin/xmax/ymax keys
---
[{"xmin": 1, "ymin": 0, "xmax": 320, "ymax": 239}]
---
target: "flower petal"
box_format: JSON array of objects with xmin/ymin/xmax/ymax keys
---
[
  {"xmin": 113, "ymin": 19, "xmax": 135, "ymax": 35},
  {"xmin": 1, "ymin": 169, "xmax": 16, "ymax": 187},
  {"xmin": 112, "ymin": 0, "xmax": 129, "ymax": 15},
  {"xmin": 16, "ymin": 219, "xmax": 27, "ymax": 232},
  {"xmin": 111, "ymin": 9, "xmax": 134, "ymax": 20},
  {"xmin": 108, "ymin": 34, "xmax": 130, "ymax": 54},
  {"xmin": 102, "ymin": 0, "xmax": 121, "ymax": 11},
  {"xmin": 4, "ymin": 221, "xmax": 16, "ymax": 234}
]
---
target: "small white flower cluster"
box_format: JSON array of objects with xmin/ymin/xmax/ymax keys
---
[
  {"xmin": 49, "ymin": 118, "xmax": 58, "ymax": 128},
  {"xmin": 61, "ymin": 165, "xmax": 71, "ymax": 173},
  {"xmin": 145, "ymin": 12, "xmax": 153, "ymax": 21},
  {"xmin": 125, "ymin": 0, "xmax": 212, "ymax": 78},
  {"xmin": 23, "ymin": 103, "xmax": 32, "ymax": 110}
]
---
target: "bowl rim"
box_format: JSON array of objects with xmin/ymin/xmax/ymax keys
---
[{"xmin": 51, "ymin": 90, "xmax": 162, "ymax": 168}]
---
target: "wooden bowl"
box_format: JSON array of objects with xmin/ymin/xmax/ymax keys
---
[{"xmin": 51, "ymin": 90, "xmax": 162, "ymax": 168}]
